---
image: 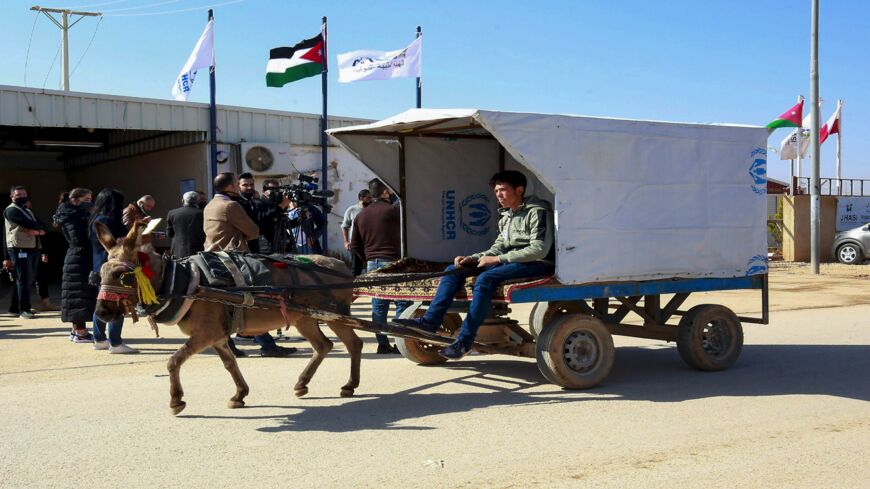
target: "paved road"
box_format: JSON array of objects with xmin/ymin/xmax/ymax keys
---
[{"xmin": 0, "ymin": 270, "xmax": 867, "ymax": 488}]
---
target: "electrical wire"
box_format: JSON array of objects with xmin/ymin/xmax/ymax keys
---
[
  {"xmin": 63, "ymin": 0, "xmax": 128, "ymax": 8},
  {"xmin": 102, "ymin": 0, "xmax": 245, "ymax": 17},
  {"xmin": 23, "ymin": 12, "xmax": 40, "ymax": 87},
  {"xmin": 70, "ymin": 16, "xmax": 103, "ymax": 76},
  {"xmin": 42, "ymin": 42, "xmax": 63, "ymax": 90},
  {"xmin": 99, "ymin": 0, "xmax": 182, "ymax": 13}
]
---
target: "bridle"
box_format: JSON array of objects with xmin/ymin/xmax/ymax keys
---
[{"xmin": 97, "ymin": 254, "xmax": 160, "ymax": 321}]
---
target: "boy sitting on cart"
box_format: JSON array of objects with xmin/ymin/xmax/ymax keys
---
[{"xmin": 394, "ymin": 170, "xmax": 554, "ymax": 358}]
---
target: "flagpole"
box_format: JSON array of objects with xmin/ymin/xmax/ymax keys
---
[
  {"xmin": 790, "ymin": 159, "xmax": 795, "ymax": 195},
  {"xmin": 836, "ymin": 99, "xmax": 842, "ymax": 194},
  {"xmin": 320, "ymin": 16, "xmax": 329, "ymax": 251},
  {"xmin": 416, "ymin": 25, "xmax": 422, "ymax": 108},
  {"xmin": 208, "ymin": 9, "xmax": 218, "ymax": 196},
  {"xmin": 809, "ymin": 0, "xmax": 821, "ymax": 274},
  {"xmin": 796, "ymin": 94, "xmax": 804, "ymax": 180}
]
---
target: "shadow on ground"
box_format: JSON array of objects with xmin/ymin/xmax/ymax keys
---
[{"xmin": 176, "ymin": 343, "xmax": 869, "ymax": 432}]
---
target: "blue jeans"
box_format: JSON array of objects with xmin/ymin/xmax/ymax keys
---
[
  {"xmin": 368, "ymin": 259, "xmax": 412, "ymax": 347},
  {"xmin": 423, "ymin": 261, "xmax": 554, "ymax": 346},
  {"xmin": 9, "ymin": 248, "xmax": 39, "ymax": 314},
  {"xmin": 92, "ymin": 311, "xmax": 124, "ymax": 346}
]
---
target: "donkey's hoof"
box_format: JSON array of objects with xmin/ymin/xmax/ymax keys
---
[
  {"xmin": 170, "ymin": 402, "xmax": 187, "ymax": 415},
  {"xmin": 340, "ymin": 388, "xmax": 355, "ymax": 398},
  {"xmin": 294, "ymin": 387, "xmax": 309, "ymax": 398},
  {"xmin": 227, "ymin": 400, "xmax": 245, "ymax": 409}
]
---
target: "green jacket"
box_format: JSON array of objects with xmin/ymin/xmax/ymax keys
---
[{"xmin": 471, "ymin": 195, "xmax": 554, "ymax": 264}]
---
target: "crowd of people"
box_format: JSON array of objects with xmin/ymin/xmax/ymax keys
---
[
  {"xmin": 4, "ymin": 169, "xmax": 553, "ymax": 361},
  {"xmin": 1, "ymin": 172, "xmax": 407, "ymax": 357}
]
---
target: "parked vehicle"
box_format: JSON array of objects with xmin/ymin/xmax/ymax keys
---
[{"xmin": 833, "ymin": 224, "xmax": 870, "ymax": 265}]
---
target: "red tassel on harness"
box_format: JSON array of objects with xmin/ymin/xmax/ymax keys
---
[{"xmin": 137, "ymin": 252, "xmax": 154, "ymax": 279}]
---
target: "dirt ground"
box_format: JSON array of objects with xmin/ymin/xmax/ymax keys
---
[{"xmin": 0, "ymin": 264, "xmax": 867, "ymax": 489}]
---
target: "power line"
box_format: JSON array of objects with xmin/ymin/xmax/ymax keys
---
[
  {"xmin": 70, "ymin": 16, "xmax": 103, "ymax": 76},
  {"xmin": 100, "ymin": 0, "xmax": 182, "ymax": 13},
  {"xmin": 23, "ymin": 12, "xmax": 40, "ymax": 87},
  {"xmin": 102, "ymin": 0, "xmax": 245, "ymax": 17},
  {"xmin": 63, "ymin": 1, "xmax": 128, "ymax": 8},
  {"xmin": 43, "ymin": 43, "xmax": 63, "ymax": 90}
]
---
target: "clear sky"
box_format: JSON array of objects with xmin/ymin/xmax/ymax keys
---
[{"xmin": 1, "ymin": 0, "xmax": 867, "ymax": 183}]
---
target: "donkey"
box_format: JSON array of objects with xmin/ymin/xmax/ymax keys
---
[{"xmin": 93, "ymin": 221, "xmax": 363, "ymax": 415}]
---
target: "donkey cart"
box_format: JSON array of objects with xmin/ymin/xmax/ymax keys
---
[{"xmin": 325, "ymin": 108, "xmax": 772, "ymax": 390}]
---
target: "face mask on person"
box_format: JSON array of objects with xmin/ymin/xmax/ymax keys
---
[
  {"xmin": 79, "ymin": 201, "xmax": 93, "ymax": 211},
  {"xmin": 13, "ymin": 197, "xmax": 28, "ymax": 207}
]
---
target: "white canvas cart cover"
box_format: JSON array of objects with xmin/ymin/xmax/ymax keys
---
[{"xmin": 328, "ymin": 109, "xmax": 769, "ymax": 285}]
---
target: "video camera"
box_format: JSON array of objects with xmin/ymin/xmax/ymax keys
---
[{"xmin": 272, "ymin": 174, "xmax": 334, "ymax": 213}]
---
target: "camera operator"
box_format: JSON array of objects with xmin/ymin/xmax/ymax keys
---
[
  {"xmin": 287, "ymin": 200, "xmax": 325, "ymax": 255},
  {"xmin": 237, "ymin": 173, "xmax": 290, "ymax": 254}
]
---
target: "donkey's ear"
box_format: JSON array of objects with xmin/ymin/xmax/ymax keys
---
[
  {"xmin": 94, "ymin": 222, "xmax": 117, "ymax": 251},
  {"xmin": 123, "ymin": 221, "xmax": 142, "ymax": 251}
]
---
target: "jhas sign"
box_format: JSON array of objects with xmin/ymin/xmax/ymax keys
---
[
  {"xmin": 441, "ymin": 190, "xmax": 492, "ymax": 240},
  {"xmin": 836, "ymin": 197, "xmax": 870, "ymax": 232}
]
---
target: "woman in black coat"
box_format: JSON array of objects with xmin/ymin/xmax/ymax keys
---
[{"xmin": 52, "ymin": 188, "xmax": 96, "ymax": 343}]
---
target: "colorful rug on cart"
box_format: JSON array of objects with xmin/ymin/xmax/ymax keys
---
[{"xmin": 354, "ymin": 258, "xmax": 554, "ymax": 303}]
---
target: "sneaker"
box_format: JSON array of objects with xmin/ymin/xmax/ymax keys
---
[
  {"xmin": 19, "ymin": 311, "xmax": 36, "ymax": 319},
  {"xmin": 392, "ymin": 318, "xmax": 439, "ymax": 336},
  {"xmin": 260, "ymin": 345, "xmax": 298, "ymax": 358},
  {"xmin": 70, "ymin": 331, "xmax": 94, "ymax": 344},
  {"xmin": 234, "ymin": 335, "xmax": 256, "ymax": 343},
  {"xmin": 439, "ymin": 341, "xmax": 471, "ymax": 359},
  {"xmin": 376, "ymin": 344, "xmax": 401, "ymax": 355},
  {"xmin": 93, "ymin": 340, "xmax": 109, "ymax": 350},
  {"xmin": 109, "ymin": 343, "xmax": 139, "ymax": 354}
]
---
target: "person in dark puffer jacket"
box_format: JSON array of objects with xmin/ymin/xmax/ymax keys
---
[{"xmin": 53, "ymin": 188, "xmax": 97, "ymax": 343}]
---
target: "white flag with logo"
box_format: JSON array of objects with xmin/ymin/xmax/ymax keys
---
[
  {"xmin": 337, "ymin": 36, "xmax": 422, "ymax": 83},
  {"xmin": 779, "ymin": 112, "xmax": 812, "ymax": 160},
  {"xmin": 171, "ymin": 20, "xmax": 214, "ymax": 101}
]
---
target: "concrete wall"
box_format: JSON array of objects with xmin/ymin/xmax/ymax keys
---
[
  {"xmin": 782, "ymin": 195, "xmax": 838, "ymax": 262},
  {"xmin": 68, "ymin": 143, "xmax": 210, "ymax": 219}
]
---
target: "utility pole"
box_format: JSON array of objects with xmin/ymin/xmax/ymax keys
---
[
  {"xmin": 30, "ymin": 6, "xmax": 102, "ymax": 91},
  {"xmin": 809, "ymin": 0, "xmax": 821, "ymax": 274}
]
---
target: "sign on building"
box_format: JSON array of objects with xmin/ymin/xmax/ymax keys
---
[{"xmin": 836, "ymin": 197, "xmax": 870, "ymax": 232}]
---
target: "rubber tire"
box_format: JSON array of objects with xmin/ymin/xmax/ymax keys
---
[
  {"xmin": 394, "ymin": 308, "xmax": 461, "ymax": 366},
  {"xmin": 535, "ymin": 314, "xmax": 615, "ymax": 389},
  {"xmin": 676, "ymin": 304, "xmax": 743, "ymax": 371},
  {"xmin": 529, "ymin": 301, "xmax": 584, "ymax": 339},
  {"xmin": 836, "ymin": 243, "xmax": 863, "ymax": 265}
]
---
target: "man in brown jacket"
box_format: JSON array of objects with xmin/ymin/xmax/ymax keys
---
[
  {"xmin": 204, "ymin": 172, "xmax": 296, "ymax": 358},
  {"xmin": 122, "ymin": 195, "xmax": 155, "ymax": 228},
  {"xmin": 203, "ymin": 173, "xmax": 259, "ymax": 252}
]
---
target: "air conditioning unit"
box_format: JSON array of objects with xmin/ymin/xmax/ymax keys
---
[{"xmin": 240, "ymin": 142, "xmax": 295, "ymax": 175}]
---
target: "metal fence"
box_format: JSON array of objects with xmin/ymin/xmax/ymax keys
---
[{"xmin": 792, "ymin": 177, "xmax": 870, "ymax": 196}]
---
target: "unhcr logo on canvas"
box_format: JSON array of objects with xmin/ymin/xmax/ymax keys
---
[
  {"xmin": 442, "ymin": 190, "xmax": 457, "ymax": 239},
  {"xmin": 460, "ymin": 194, "xmax": 491, "ymax": 236}
]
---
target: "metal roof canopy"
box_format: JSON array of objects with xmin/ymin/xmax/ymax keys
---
[{"xmin": 0, "ymin": 84, "xmax": 368, "ymax": 146}]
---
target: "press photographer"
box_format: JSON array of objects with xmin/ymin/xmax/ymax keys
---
[
  {"xmin": 237, "ymin": 173, "xmax": 290, "ymax": 254},
  {"xmin": 270, "ymin": 174, "xmax": 333, "ymax": 255}
]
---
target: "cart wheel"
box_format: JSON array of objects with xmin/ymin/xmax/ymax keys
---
[
  {"xmin": 676, "ymin": 304, "xmax": 743, "ymax": 371},
  {"xmin": 535, "ymin": 314, "xmax": 614, "ymax": 389},
  {"xmin": 394, "ymin": 307, "xmax": 461, "ymax": 366},
  {"xmin": 529, "ymin": 301, "xmax": 584, "ymax": 338}
]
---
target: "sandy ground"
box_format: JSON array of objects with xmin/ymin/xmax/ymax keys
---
[{"xmin": 0, "ymin": 265, "xmax": 867, "ymax": 489}]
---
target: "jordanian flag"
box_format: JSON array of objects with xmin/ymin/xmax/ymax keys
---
[
  {"xmin": 766, "ymin": 100, "xmax": 804, "ymax": 130},
  {"xmin": 266, "ymin": 32, "xmax": 325, "ymax": 87}
]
